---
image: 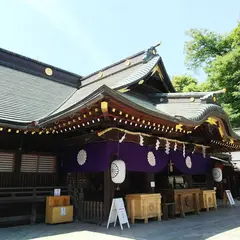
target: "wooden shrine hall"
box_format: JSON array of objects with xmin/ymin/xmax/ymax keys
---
[{"xmin": 0, "ymin": 44, "xmax": 239, "ymax": 226}]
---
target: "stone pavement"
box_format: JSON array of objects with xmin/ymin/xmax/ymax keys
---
[{"xmin": 1, "ymin": 201, "xmax": 240, "ymax": 240}]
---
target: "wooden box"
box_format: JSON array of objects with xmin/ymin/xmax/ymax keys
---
[
  {"xmin": 45, "ymin": 205, "xmax": 73, "ymax": 224},
  {"xmin": 200, "ymin": 190, "xmax": 217, "ymax": 211},
  {"xmin": 45, "ymin": 196, "xmax": 73, "ymax": 224},
  {"xmin": 125, "ymin": 193, "xmax": 162, "ymax": 224},
  {"xmin": 159, "ymin": 188, "xmax": 201, "ymax": 217},
  {"xmin": 46, "ymin": 196, "xmax": 70, "ymax": 207}
]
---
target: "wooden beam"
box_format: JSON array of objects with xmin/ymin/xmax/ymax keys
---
[{"xmin": 104, "ymin": 166, "xmax": 114, "ymax": 221}]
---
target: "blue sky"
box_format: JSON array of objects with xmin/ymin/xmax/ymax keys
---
[{"xmin": 0, "ymin": 0, "xmax": 239, "ymax": 80}]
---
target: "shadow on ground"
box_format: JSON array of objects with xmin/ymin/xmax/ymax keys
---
[{"xmin": 1, "ymin": 202, "xmax": 240, "ymax": 240}]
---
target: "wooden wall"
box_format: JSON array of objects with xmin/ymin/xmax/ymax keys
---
[{"xmin": 0, "ymin": 132, "xmax": 62, "ymax": 188}]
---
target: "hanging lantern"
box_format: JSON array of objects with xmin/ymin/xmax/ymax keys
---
[
  {"xmin": 111, "ymin": 160, "xmax": 126, "ymax": 184},
  {"xmin": 212, "ymin": 168, "xmax": 222, "ymax": 182}
]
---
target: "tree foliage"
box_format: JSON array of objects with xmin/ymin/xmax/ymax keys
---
[
  {"xmin": 173, "ymin": 23, "xmax": 240, "ymax": 127},
  {"xmin": 171, "ymin": 75, "xmax": 211, "ymax": 92}
]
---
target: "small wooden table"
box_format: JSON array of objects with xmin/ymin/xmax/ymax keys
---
[{"xmin": 162, "ymin": 202, "xmax": 176, "ymax": 221}]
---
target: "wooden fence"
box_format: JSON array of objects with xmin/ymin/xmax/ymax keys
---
[{"xmin": 79, "ymin": 201, "xmax": 104, "ymax": 224}]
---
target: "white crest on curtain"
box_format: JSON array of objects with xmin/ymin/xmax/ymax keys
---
[
  {"xmin": 185, "ymin": 156, "xmax": 192, "ymax": 169},
  {"xmin": 111, "ymin": 160, "xmax": 126, "ymax": 184},
  {"xmin": 212, "ymin": 168, "xmax": 222, "ymax": 182},
  {"xmin": 77, "ymin": 149, "xmax": 87, "ymax": 166},
  {"xmin": 147, "ymin": 151, "xmax": 156, "ymax": 166}
]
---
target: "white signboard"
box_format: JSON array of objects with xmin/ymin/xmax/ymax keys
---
[
  {"xmin": 60, "ymin": 207, "xmax": 66, "ymax": 216},
  {"xmin": 107, "ymin": 198, "xmax": 130, "ymax": 230},
  {"xmin": 54, "ymin": 189, "xmax": 61, "ymax": 196},
  {"xmin": 150, "ymin": 181, "xmax": 155, "ymax": 188},
  {"xmin": 225, "ymin": 190, "xmax": 235, "ymax": 205}
]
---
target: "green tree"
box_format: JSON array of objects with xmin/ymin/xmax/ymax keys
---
[
  {"xmin": 183, "ymin": 23, "xmax": 240, "ymax": 127},
  {"xmin": 171, "ymin": 75, "xmax": 212, "ymax": 92}
]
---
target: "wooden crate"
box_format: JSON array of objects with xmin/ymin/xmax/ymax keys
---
[
  {"xmin": 125, "ymin": 193, "xmax": 162, "ymax": 224},
  {"xmin": 45, "ymin": 196, "xmax": 73, "ymax": 224},
  {"xmin": 159, "ymin": 188, "xmax": 201, "ymax": 217},
  {"xmin": 45, "ymin": 205, "xmax": 73, "ymax": 224},
  {"xmin": 200, "ymin": 190, "xmax": 217, "ymax": 211},
  {"xmin": 174, "ymin": 189, "xmax": 201, "ymax": 217},
  {"xmin": 46, "ymin": 196, "xmax": 70, "ymax": 207}
]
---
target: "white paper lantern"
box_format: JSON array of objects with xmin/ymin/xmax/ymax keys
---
[
  {"xmin": 148, "ymin": 151, "xmax": 156, "ymax": 166},
  {"xmin": 212, "ymin": 168, "xmax": 222, "ymax": 182},
  {"xmin": 185, "ymin": 156, "xmax": 192, "ymax": 169},
  {"xmin": 111, "ymin": 160, "xmax": 126, "ymax": 184},
  {"xmin": 77, "ymin": 149, "xmax": 87, "ymax": 165}
]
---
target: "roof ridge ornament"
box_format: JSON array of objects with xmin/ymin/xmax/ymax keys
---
[
  {"xmin": 200, "ymin": 89, "xmax": 226, "ymax": 100},
  {"xmin": 142, "ymin": 42, "xmax": 161, "ymax": 63}
]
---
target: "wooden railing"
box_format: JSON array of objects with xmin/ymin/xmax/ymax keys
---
[
  {"xmin": 0, "ymin": 173, "xmax": 13, "ymax": 187},
  {"xmin": 0, "ymin": 186, "xmax": 104, "ymax": 225},
  {"xmin": 0, "ymin": 186, "xmax": 69, "ymax": 225}
]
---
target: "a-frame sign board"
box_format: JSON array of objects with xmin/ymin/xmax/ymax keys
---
[
  {"xmin": 223, "ymin": 190, "xmax": 235, "ymax": 207},
  {"xmin": 107, "ymin": 198, "xmax": 130, "ymax": 230}
]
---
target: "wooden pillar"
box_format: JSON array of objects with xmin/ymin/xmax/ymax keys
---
[
  {"xmin": 206, "ymin": 172, "xmax": 214, "ymax": 190},
  {"xmin": 56, "ymin": 153, "xmax": 65, "ymax": 186},
  {"xmin": 104, "ymin": 168, "xmax": 114, "ymax": 221},
  {"xmin": 185, "ymin": 175, "xmax": 193, "ymax": 188},
  {"xmin": 145, "ymin": 173, "xmax": 155, "ymax": 193}
]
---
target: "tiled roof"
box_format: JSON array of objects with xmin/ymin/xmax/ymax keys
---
[
  {"xmin": 0, "ymin": 46, "xmax": 239, "ymax": 143},
  {"xmin": 0, "ymin": 65, "xmax": 76, "ymax": 124},
  {"xmin": 156, "ymin": 102, "xmax": 225, "ymax": 122},
  {"xmin": 49, "ymin": 54, "xmax": 160, "ymax": 115}
]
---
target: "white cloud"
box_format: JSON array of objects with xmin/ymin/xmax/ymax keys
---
[{"xmin": 25, "ymin": 0, "xmax": 110, "ymax": 69}]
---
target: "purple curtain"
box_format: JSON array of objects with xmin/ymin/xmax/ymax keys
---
[
  {"xmin": 63, "ymin": 141, "xmax": 210, "ymax": 174},
  {"xmin": 170, "ymin": 150, "xmax": 210, "ymax": 174},
  {"xmin": 63, "ymin": 141, "xmax": 169, "ymax": 173}
]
